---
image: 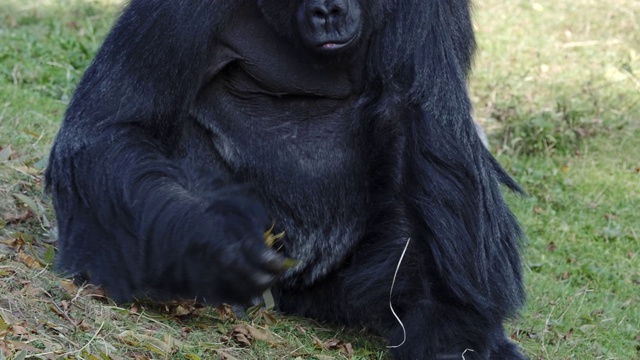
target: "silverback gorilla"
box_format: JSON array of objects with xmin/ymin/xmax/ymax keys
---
[{"xmin": 46, "ymin": 0, "xmax": 527, "ymax": 358}]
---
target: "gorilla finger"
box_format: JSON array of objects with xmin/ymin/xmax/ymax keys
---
[
  {"xmin": 239, "ymin": 240, "xmax": 287, "ymax": 274},
  {"xmin": 258, "ymin": 249, "xmax": 287, "ymax": 273},
  {"xmin": 246, "ymin": 269, "xmax": 279, "ymax": 290}
]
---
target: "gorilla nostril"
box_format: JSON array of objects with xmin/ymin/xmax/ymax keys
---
[
  {"xmin": 312, "ymin": 9, "xmax": 326, "ymax": 18},
  {"xmin": 328, "ymin": 4, "xmax": 344, "ymax": 17},
  {"xmin": 309, "ymin": 2, "xmax": 345, "ymax": 20}
]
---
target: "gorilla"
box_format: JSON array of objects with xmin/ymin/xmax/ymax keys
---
[{"xmin": 45, "ymin": 0, "xmax": 527, "ymax": 358}]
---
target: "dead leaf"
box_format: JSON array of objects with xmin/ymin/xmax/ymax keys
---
[
  {"xmin": 562, "ymin": 328, "xmax": 574, "ymax": 340},
  {"xmin": 323, "ymin": 339, "xmax": 343, "ymax": 349},
  {"xmin": 48, "ymin": 303, "xmax": 67, "ymax": 318},
  {"xmin": 313, "ymin": 336, "xmax": 354, "ymax": 357},
  {"xmin": 0, "ymin": 315, "xmax": 8, "ymax": 332},
  {"xmin": 295, "ymin": 325, "xmax": 307, "ymax": 334},
  {"xmin": 215, "ymin": 350, "xmax": 241, "ymax": 360},
  {"xmin": 262, "ymin": 310, "xmax": 278, "ymax": 325},
  {"xmin": 247, "ymin": 325, "xmax": 282, "ymax": 346},
  {"xmin": 173, "ymin": 305, "xmax": 192, "ymax": 316},
  {"xmin": 80, "ymin": 284, "xmax": 106, "ymax": 298},
  {"xmin": 228, "ymin": 324, "xmax": 282, "ymax": 347},
  {"xmin": 16, "ymin": 251, "xmax": 41, "ymax": 269},
  {"xmin": 215, "ymin": 304, "xmax": 235, "ymax": 321},
  {"xmin": 60, "ymin": 280, "xmax": 78, "ymax": 296},
  {"xmin": 6, "ymin": 340, "xmax": 43, "ymax": 354},
  {"xmin": 341, "ymin": 342, "xmax": 354, "ymax": 357},
  {"xmin": 10, "ymin": 325, "xmax": 30, "ymax": 336},
  {"xmin": 180, "ymin": 327, "xmax": 192, "ymax": 338},
  {"xmin": 604, "ymin": 213, "xmax": 619, "ymax": 221},
  {"xmin": 0, "ymin": 268, "xmax": 16, "ymax": 278},
  {"xmin": 0, "ymin": 343, "xmax": 9, "ymax": 358},
  {"xmin": 2, "ymin": 211, "xmax": 33, "ymax": 225},
  {"xmin": 23, "ymin": 284, "xmax": 41, "ymax": 297},
  {"xmin": 165, "ymin": 301, "xmax": 201, "ymax": 317},
  {"xmin": 13, "ymin": 166, "xmax": 39, "ymax": 176},
  {"xmin": 1, "ymin": 237, "xmax": 25, "ymax": 248},
  {"xmin": 77, "ymin": 320, "xmax": 92, "ymax": 332},
  {"xmin": 118, "ymin": 331, "xmax": 176, "ymax": 356},
  {"xmin": 561, "ymin": 271, "xmax": 570, "ymax": 280},
  {"xmin": 229, "ymin": 325, "xmax": 252, "ymax": 347}
]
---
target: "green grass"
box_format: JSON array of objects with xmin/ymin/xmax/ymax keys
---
[{"xmin": 1, "ymin": 0, "xmax": 639, "ymax": 359}]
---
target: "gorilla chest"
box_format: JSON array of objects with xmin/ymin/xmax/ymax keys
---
[
  {"xmin": 191, "ymin": 8, "xmax": 373, "ymax": 283},
  {"xmin": 196, "ymin": 77, "xmax": 366, "ymax": 178},
  {"xmin": 193, "ymin": 80, "xmax": 371, "ymax": 285}
]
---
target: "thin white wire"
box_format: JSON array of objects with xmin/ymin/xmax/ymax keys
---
[
  {"xmin": 462, "ymin": 348, "xmax": 475, "ymax": 359},
  {"xmin": 386, "ymin": 237, "xmax": 411, "ymax": 349}
]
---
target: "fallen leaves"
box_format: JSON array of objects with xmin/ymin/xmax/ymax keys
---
[
  {"xmin": 2, "ymin": 233, "xmax": 56, "ymax": 268},
  {"xmin": 118, "ymin": 330, "xmax": 184, "ymax": 357},
  {"xmin": 313, "ymin": 336, "xmax": 355, "ymax": 357},
  {"xmin": 225, "ymin": 324, "xmax": 283, "ymax": 348},
  {"xmin": 0, "ymin": 320, "xmax": 59, "ymax": 360},
  {"xmin": 16, "ymin": 250, "xmax": 41, "ymax": 269},
  {"xmin": 2, "ymin": 210, "xmax": 33, "ymax": 225}
]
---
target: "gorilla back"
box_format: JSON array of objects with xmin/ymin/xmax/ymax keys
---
[{"xmin": 46, "ymin": 0, "xmax": 527, "ymax": 358}]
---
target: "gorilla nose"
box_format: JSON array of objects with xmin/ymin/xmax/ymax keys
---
[
  {"xmin": 297, "ymin": 0, "xmax": 361, "ymax": 52},
  {"xmin": 307, "ymin": 0, "xmax": 347, "ymax": 25}
]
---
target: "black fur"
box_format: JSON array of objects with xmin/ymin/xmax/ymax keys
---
[{"xmin": 46, "ymin": 0, "xmax": 526, "ymax": 358}]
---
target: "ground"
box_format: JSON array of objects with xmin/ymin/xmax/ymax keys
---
[{"xmin": 0, "ymin": 0, "xmax": 638, "ymax": 359}]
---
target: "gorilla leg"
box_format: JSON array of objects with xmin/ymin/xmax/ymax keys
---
[{"xmin": 277, "ymin": 234, "xmax": 525, "ymax": 359}]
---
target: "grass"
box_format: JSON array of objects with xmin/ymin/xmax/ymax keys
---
[{"xmin": 0, "ymin": 0, "xmax": 638, "ymax": 359}]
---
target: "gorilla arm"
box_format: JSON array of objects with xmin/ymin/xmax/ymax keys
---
[{"xmin": 45, "ymin": 0, "xmax": 285, "ymax": 304}]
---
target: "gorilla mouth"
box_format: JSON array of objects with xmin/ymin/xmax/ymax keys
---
[
  {"xmin": 316, "ymin": 32, "xmax": 359, "ymax": 53},
  {"xmin": 320, "ymin": 41, "xmax": 350, "ymax": 51}
]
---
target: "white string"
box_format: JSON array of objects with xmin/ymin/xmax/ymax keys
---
[
  {"xmin": 386, "ymin": 237, "xmax": 411, "ymax": 349},
  {"xmin": 461, "ymin": 348, "xmax": 475, "ymax": 359}
]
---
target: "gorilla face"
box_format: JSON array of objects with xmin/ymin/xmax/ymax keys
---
[{"xmin": 258, "ymin": 0, "xmax": 379, "ymax": 53}]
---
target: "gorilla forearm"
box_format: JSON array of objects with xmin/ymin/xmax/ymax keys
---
[{"xmin": 47, "ymin": 127, "xmax": 283, "ymax": 303}]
